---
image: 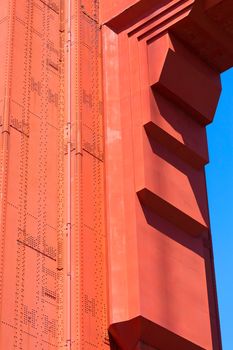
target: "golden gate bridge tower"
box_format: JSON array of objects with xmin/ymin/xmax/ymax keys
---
[{"xmin": 0, "ymin": 0, "xmax": 232, "ymax": 349}]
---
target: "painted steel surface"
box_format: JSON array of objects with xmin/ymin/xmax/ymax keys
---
[
  {"xmin": 102, "ymin": 0, "xmax": 233, "ymax": 349},
  {"xmin": 0, "ymin": 0, "xmax": 107, "ymax": 349},
  {"xmin": 0, "ymin": 0, "xmax": 232, "ymax": 349},
  {"xmin": 0, "ymin": 0, "xmax": 61, "ymax": 348}
]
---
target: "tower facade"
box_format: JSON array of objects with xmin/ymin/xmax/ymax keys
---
[{"xmin": 0, "ymin": 0, "xmax": 232, "ymax": 349}]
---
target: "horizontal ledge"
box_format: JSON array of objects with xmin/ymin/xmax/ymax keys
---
[
  {"xmin": 109, "ymin": 315, "xmax": 206, "ymax": 350},
  {"xmin": 137, "ymin": 188, "xmax": 208, "ymax": 236},
  {"xmin": 144, "ymin": 121, "xmax": 208, "ymax": 168}
]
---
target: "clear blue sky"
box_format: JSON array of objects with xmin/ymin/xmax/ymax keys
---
[{"xmin": 206, "ymin": 68, "xmax": 233, "ymax": 350}]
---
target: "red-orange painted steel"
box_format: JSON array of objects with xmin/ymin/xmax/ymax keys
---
[
  {"xmin": 102, "ymin": 1, "xmax": 233, "ymax": 350},
  {"xmin": 0, "ymin": 0, "xmax": 107, "ymax": 348},
  {"xmin": 0, "ymin": 0, "xmax": 232, "ymax": 349},
  {"xmin": 0, "ymin": 1, "xmax": 61, "ymax": 348}
]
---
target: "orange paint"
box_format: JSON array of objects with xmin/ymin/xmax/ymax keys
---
[
  {"xmin": 102, "ymin": 1, "xmax": 233, "ymax": 349},
  {"xmin": 0, "ymin": 0, "xmax": 232, "ymax": 349}
]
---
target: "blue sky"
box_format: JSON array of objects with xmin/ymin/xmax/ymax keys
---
[{"xmin": 206, "ymin": 68, "xmax": 233, "ymax": 350}]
